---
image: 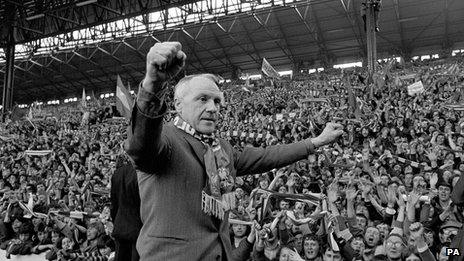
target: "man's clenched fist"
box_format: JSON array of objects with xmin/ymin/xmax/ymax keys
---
[
  {"xmin": 311, "ymin": 122, "xmax": 344, "ymax": 147},
  {"xmin": 143, "ymin": 42, "xmax": 187, "ymax": 92}
]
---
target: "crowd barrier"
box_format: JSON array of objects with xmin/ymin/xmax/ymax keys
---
[{"xmin": 0, "ymin": 250, "xmax": 46, "ymax": 261}]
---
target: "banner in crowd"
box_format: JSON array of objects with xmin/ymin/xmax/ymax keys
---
[
  {"xmin": 261, "ymin": 58, "xmax": 280, "ymax": 79},
  {"xmin": 407, "ymin": 81, "xmax": 425, "ymax": 96},
  {"xmin": 116, "ymin": 75, "xmax": 134, "ymax": 120},
  {"xmin": 24, "ymin": 150, "xmax": 53, "ymax": 156}
]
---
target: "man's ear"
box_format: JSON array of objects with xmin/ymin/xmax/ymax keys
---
[{"xmin": 174, "ymin": 98, "xmax": 182, "ymax": 114}]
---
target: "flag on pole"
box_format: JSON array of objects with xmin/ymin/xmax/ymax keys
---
[
  {"xmin": 81, "ymin": 88, "xmax": 87, "ymax": 108},
  {"xmin": 116, "ymin": 75, "xmax": 134, "ymax": 120},
  {"xmin": 261, "ymin": 58, "xmax": 281, "ymax": 79}
]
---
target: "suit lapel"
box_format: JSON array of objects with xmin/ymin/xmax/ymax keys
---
[{"xmin": 172, "ymin": 126, "xmax": 206, "ymax": 167}]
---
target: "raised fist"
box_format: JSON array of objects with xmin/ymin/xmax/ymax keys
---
[
  {"xmin": 144, "ymin": 41, "xmax": 187, "ymax": 90},
  {"xmin": 312, "ymin": 122, "xmax": 344, "ymax": 147}
]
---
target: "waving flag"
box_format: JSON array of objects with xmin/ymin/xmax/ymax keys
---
[
  {"xmin": 261, "ymin": 58, "xmax": 281, "ymax": 79},
  {"xmin": 81, "ymin": 88, "xmax": 87, "ymax": 108},
  {"xmin": 116, "ymin": 75, "xmax": 134, "ymax": 120}
]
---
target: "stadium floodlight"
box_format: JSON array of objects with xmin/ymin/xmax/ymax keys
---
[
  {"xmin": 26, "ymin": 14, "xmax": 45, "ymax": 21},
  {"xmin": 76, "ymin": 0, "xmax": 98, "ymax": 7}
]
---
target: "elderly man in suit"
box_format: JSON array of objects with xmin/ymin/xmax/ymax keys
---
[{"xmin": 125, "ymin": 41, "xmax": 344, "ymax": 261}]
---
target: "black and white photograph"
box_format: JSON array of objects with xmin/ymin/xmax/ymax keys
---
[{"xmin": 0, "ymin": 0, "xmax": 464, "ymax": 260}]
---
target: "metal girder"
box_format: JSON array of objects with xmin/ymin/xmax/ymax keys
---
[
  {"xmin": 391, "ymin": 0, "xmax": 408, "ymax": 55},
  {"xmin": 180, "ymin": 27, "xmax": 229, "ymax": 67},
  {"xmin": 12, "ymin": 63, "xmax": 68, "ymax": 96},
  {"xmin": 181, "ymin": 38, "xmax": 209, "ymax": 73},
  {"xmin": 274, "ymin": 12, "xmax": 296, "ymax": 65},
  {"xmin": 49, "ymin": 54, "xmax": 101, "ymax": 90},
  {"xmin": 71, "ymin": 49, "xmax": 115, "ymax": 83},
  {"xmin": 251, "ymin": 8, "xmax": 294, "ymax": 64},
  {"xmin": 292, "ymin": 5, "xmax": 331, "ymax": 63},
  {"xmin": 308, "ymin": 5, "xmax": 331, "ymax": 65},
  {"xmin": 121, "ymin": 39, "xmax": 145, "ymax": 61},
  {"xmin": 208, "ymin": 27, "xmax": 235, "ymax": 71},
  {"xmin": 95, "ymin": 45, "xmax": 139, "ymax": 82},
  {"xmin": 336, "ymin": 0, "xmax": 365, "ymax": 55},
  {"xmin": 8, "ymin": 0, "xmax": 201, "ymax": 45},
  {"xmin": 408, "ymin": 0, "xmax": 455, "ymax": 47},
  {"xmin": 213, "ymin": 18, "xmax": 261, "ymax": 68},
  {"xmin": 25, "ymin": 59, "xmax": 70, "ymax": 95},
  {"xmin": 443, "ymin": 0, "xmax": 451, "ymax": 49}
]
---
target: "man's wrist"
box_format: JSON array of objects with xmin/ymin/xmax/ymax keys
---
[
  {"xmin": 142, "ymin": 77, "xmax": 167, "ymax": 93},
  {"xmin": 310, "ymin": 137, "xmax": 324, "ymax": 148}
]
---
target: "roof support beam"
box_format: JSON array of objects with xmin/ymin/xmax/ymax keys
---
[
  {"xmin": 292, "ymin": 5, "xmax": 331, "ymax": 64},
  {"xmin": 71, "ymin": 50, "xmax": 114, "ymax": 83},
  {"xmin": 409, "ymin": 0, "xmax": 456, "ymax": 46},
  {"xmin": 96, "ymin": 45, "xmax": 139, "ymax": 82},
  {"xmin": 337, "ymin": 0, "xmax": 365, "ymax": 56},
  {"xmin": 391, "ymin": 0, "xmax": 408, "ymax": 54},
  {"xmin": 180, "ymin": 27, "xmax": 229, "ymax": 68},
  {"xmin": 213, "ymin": 19, "xmax": 261, "ymax": 67},
  {"xmin": 252, "ymin": 8, "xmax": 294, "ymax": 64},
  {"xmin": 181, "ymin": 38, "xmax": 209, "ymax": 73},
  {"xmin": 274, "ymin": 13, "xmax": 296, "ymax": 65},
  {"xmin": 443, "ymin": 0, "xmax": 451, "ymax": 49},
  {"xmin": 26, "ymin": 59, "xmax": 78, "ymax": 94},
  {"xmin": 49, "ymin": 54, "xmax": 100, "ymax": 90}
]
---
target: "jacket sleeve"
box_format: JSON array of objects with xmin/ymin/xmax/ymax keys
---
[
  {"xmin": 451, "ymin": 176, "xmax": 464, "ymax": 205},
  {"xmin": 110, "ymin": 174, "xmax": 118, "ymax": 222},
  {"xmin": 125, "ymin": 85, "xmax": 171, "ymax": 174},
  {"xmin": 234, "ymin": 141, "xmax": 309, "ymax": 176},
  {"xmin": 230, "ymin": 239, "xmax": 254, "ymax": 261},
  {"xmin": 9, "ymin": 241, "xmax": 33, "ymax": 255},
  {"xmin": 417, "ymin": 248, "xmax": 436, "ymax": 261}
]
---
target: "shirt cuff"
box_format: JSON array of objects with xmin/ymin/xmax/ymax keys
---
[
  {"xmin": 136, "ymin": 82, "xmax": 168, "ymax": 118},
  {"xmin": 385, "ymin": 207, "xmax": 396, "ymax": 215},
  {"xmin": 304, "ymin": 139, "xmax": 316, "ymax": 155}
]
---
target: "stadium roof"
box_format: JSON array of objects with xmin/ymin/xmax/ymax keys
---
[{"xmin": 1, "ymin": 0, "xmax": 464, "ymax": 104}]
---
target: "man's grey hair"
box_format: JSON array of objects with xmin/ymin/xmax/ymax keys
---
[{"xmin": 174, "ymin": 73, "xmax": 223, "ymax": 101}]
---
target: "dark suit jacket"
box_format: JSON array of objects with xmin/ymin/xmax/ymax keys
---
[
  {"xmin": 450, "ymin": 176, "xmax": 464, "ymax": 261},
  {"xmin": 125, "ymin": 87, "xmax": 310, "ymax": 261},
  {"xmin": 111, "ymin": 164, "xmax": 142, "ymax": 242}
]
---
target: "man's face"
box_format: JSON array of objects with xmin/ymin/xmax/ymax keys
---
[
  {"xmin": 232, "ymin": 224, "xmax": 247, "ymax": 238},
  {"xmin": 175, "ymin": 77, "xmax": 223, "ymax": 134},
  {"xmin": 385, "ymin": 235, "xmax": 404, "ymax": 259},
  {"xmin": 38, "ymin": 231, "xmax": 48, "ymax": 242},
  {"xmin": 364, "ymin": 227, "xmax": 380, "ymax": 247},
  {"xmin": 376, "ymin": 223, "xmax": 390, "ymax": 240},
  {"xmin": 279, "ymin": 200, "xmax": 290, "ymax": 210},
  {"xmin": 304, "ymin": 239, "xmax": 320, "ymax": 259},
  {"xmin": 323, "ymin": 249, "xmax": 342, "ymax": 261},
  {"xmin": 87, "ymin": 227, "xmax": 98, "ymax": 240},
  {"xmin": 438, "ymin": 186, "xmax": 451, "ymax": 201},
  {"xmin": 62, "ymin": 237, "xmax": 74, "ymax": 250},
  {"xmin": 350, "ymin": 237, "xmax": 365, "ymax": 254},
  {"xmin": 356, "ymin": 216, "xmax": 367, "ymax": 230}
]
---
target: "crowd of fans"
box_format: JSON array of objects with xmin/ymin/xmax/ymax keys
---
[{"xmin": 0, "ymin": 54, "xmax": 463, "ymax": 261}]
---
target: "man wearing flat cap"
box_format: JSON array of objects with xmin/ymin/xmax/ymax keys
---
[{"xmin": 125, "ymin": 41, "xmax": 344, "ymax": 261}]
